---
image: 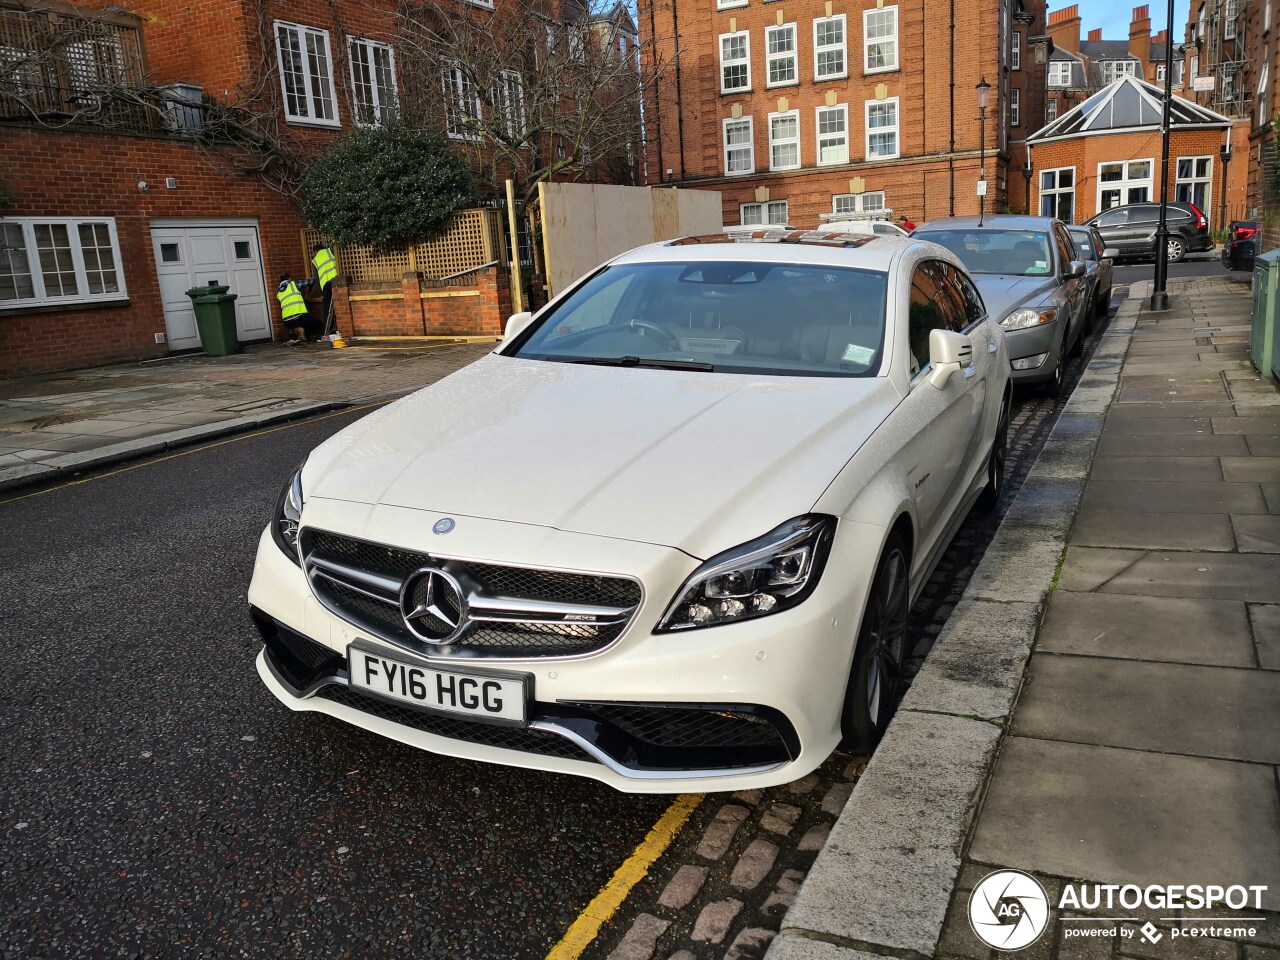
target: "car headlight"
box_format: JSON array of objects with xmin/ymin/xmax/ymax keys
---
[
  {"xmin": 1002, "ymin": 307, "xmax": 1058, "ymax": 331},
  {"xmin": 656, "ymin": 515, "xmax": 836, "ymax": 632},
  {"xmin": 271, "ymin": 466, "xmax": 304, "ymax": 565}
]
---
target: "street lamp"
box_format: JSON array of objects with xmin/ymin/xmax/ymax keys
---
[
  {"xmin": 1023, "ymin": 160, "xmax": 1034, "ymax": 215},
  {"xmin": 1150, "ymin": 0, "xmax": 1176, "ymax": 311},
  {"xmin": 1219, "ymin": 138, "xmax": 1232, "ymax": 230},
  {"xmin": 976, "ymin": 77, "xmax": 991, "ymax": 225}
]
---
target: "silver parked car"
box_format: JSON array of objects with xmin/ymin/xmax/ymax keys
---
[
  {"xmin": 1067, "ymin": 224, "xmax": 1116, "ymax": 324},
  {"xmin": 911, "ymin": 215, "xmax": 1091, "ymax": 396}
]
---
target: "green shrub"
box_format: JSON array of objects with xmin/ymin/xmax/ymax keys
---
[{"xmin": 301, "ymin": 124, "xmax": 473, "ymax": 248}]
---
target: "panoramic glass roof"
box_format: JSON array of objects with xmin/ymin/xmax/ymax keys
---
[{"xmin": 1030, "ymin": 76, "xmax": 1231, "ymax": 142}]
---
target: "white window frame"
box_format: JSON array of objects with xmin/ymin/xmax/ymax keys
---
[
  {"xmin": 1174, "ymin": 60, "xmax": 1184, "ymax": 85},
  {"xmin": 723, "ymin": 116, "xmax": 755, "ymax": 175},
  {"xmin": 765, "ymin": 23, "xmax": 798, "ymax": 88},
  {"xmin": 495, "ymin": 69, "xmax": 525, "ymax": 139},
  {"xmin": 833, "ymin": 191, "xmax": 886, "ymax": 215},
  {"xmin": 1175, "ymin": 155, "xmax": 1213, "ymax": 222},
  {"xmin": 719, "ymin": 30, "xmax": 751, "ymax": 93},
  {"xmin": 443, "ymin": 62, "xmax": 482, "ymax": 140},
  {"xmin": 1011, "ymin": 87, "xmax": 1020, "ymax": 126},
  {"xmin": 1190, "ymin": 55, "xmax": 1199, "ymax": 81},
  {"xmin": 1257, "ymin": 62, "xmax": 1269, "ymax": 127},
  {"xmin": 813, "ymin": 14, "xmax": 847, "ymax": 81},
  {"xmin": 1097, "ymin": 158, "xmax": 1154, "ymax": 212},
  {"xmin": 1048, "ymin": 61, "xmax": 1072, "ymax": 86},
  {"xmin": 1156, "ymin": 63, "xmax": 1166, "ymax": 82},
  {"xmin": 1037, "ymin": 167, "xmax": 1075, "ymax": 222},
  {"xmin": 1012, "ymin": 31, "xmax": 1021, "ymax": 70},
  {"xmin": 274, "ymin": 21, "xmax": 339, "ymax": 127},
  {"xmin": 768, "ymin": 108, "xmax": 801, "ymax": 170},
  {"xmin": 1224, "ymin": 0, "xmax": 1237, "ymax": 38},
  {"xmin": 815, "ymin": 103, "xmax": 848, "ymax": 165},
  {"xmin": 1046, "ymin": 98, "xmax": 1058, "ymax": 121},
  {"xmin": 740, "ymin": 200, "xmax": 789, "ymax": 226},
  {"xmin": 716, "ymin": 0, "xmax": 747, "ymax": 8},
  {"xmin": 863, "ymin": 6, "xmax": 898, "ymax": 74},
  {"xmin": 865, "ymin": 97, "xmax": 899, "ymax": 160},
  {"xmin": 347, "ymin": 37, "xmax": 397, "ymax": 127},
  {"xmin": 0, "ymin": 217, "xmax": 127, "ymax": 309}
]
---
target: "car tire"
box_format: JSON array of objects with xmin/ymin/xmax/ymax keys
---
[
  {"xmin": 1042, "ymin": 351, "xmax": 1064, "ymax": 397},
  {"xmin": 977, "ymin": 391, "xmax": 1009, "ymax": 513},
  {"xmin": 1095, "ymin": 287, "xmax": 1111, "ymax": 318},
  {"xmin": 841, "ymin": 531, "xmax": 912, "ymax": 751},
  {"xmin": 1165, "ymin": 237, "xmax": 1186, "ymax": 263}
]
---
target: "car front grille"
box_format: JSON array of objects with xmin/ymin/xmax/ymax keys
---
[
  {"xmin": 578, "ymin": 704, "xmax": 788, "ymax": 750},
  {"xmin": 316, "ymin": 685, "xmax": 600, "ymax": 764},
  {"xmin": 300, "ymin": 529, "xmax": 642, "ymax": 660}
]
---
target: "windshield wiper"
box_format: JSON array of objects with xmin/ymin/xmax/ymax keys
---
[{"xmin": 563, "ymin": 356, "xmax": 715, "ymax": 372}]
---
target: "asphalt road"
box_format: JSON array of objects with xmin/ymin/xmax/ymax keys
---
[
  {"xmin": 1112, "ymin": 251, "xmax": 1233, "ymax": 286},
  {"xmin": 0, "ymin": 410, "xmax": 670, "ymax": 960}
]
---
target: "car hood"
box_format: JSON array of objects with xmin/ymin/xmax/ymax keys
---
[
  {"xmin": 971, "ymin": 274, "xmax": 1061, "ymax": 321},
  {"xmin": 302, "ymin": 355, "xmax": 901, "ymax": 558}
]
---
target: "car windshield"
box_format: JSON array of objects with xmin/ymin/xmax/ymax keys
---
[
  {"xmin": 508, "ymin": 260, "xmax": 889, "ymax": 378},
  {"xmin": 913, "ymin": 229, "xmax": 1054, "ymax": 277},
  {"xmin": 1068, "ymin": 231, "xmax": 1097, "ymax": 261}
]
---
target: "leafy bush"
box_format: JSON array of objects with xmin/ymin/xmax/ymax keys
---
[{"xmin": 301, "ymin": 124, "xmax": 473, "ymax": 249}]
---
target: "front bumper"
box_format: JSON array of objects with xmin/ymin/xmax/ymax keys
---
[
  {"xmin": 1003, "ymin": 321, "xmax": 1062, "ymax": 385},
  {"xmin": 247, "ymin": 500, "xmax": 881, "ymax": 793}
]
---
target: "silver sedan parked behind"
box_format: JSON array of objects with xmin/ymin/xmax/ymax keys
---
[
  {"xmin": 1067, "ymin": 224, "xmax": 1116, "ymax": 324},
  {"xmin": 912, "ymin": 215, "xmax": 1091, "ymax": 396}
]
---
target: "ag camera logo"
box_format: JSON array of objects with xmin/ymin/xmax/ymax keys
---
[{"xmin": 969, "ymin": 869, "xmax": 1051, "ymax": 951}]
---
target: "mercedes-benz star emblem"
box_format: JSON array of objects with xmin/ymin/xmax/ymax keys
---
[
  {"xmin": 433, "ymin": 517, "xmax": 456, "ymax": 535},
  {"xmin": 400, "ymin": 567, "xmax": 468, "ymax": 643}
]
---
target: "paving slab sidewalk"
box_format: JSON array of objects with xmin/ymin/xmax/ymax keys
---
[
  {"xmin": 939, "ymin": 276, "xmax": 1280, "ymax": 959},
  {"xmin": 0, "ymin": 339, "xmax": 496, "ymax": 492},
  {"xmin": 767, "ymin": 275, "xmax": 1279, "ymax": 960}
]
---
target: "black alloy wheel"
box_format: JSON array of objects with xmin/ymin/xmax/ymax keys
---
[{"xmin": 842, "ymin": 533, "xmax": 911, "ymax": 750}]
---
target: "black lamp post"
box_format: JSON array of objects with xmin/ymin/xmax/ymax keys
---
[
  {"xmin": 1219, "ymin": 138, "xmax": 1231, "ymax": 230},
  {"xmin": 976, "ymin": 77, "xmax": 991, "ymax": 225},
  {"xmin": 1150, "ymin": 0, "xmax": 1176, "ymax": 311}
]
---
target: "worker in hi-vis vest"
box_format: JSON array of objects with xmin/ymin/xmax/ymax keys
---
[
  {"xmin": 276, "ymin": 272, "xmax": 317, "ymax": 345},
  {"xmin": 311, "ymin": 244, "xmax": 338, "ymax": 336}
]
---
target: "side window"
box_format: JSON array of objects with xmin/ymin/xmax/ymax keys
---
[
  {"xmin": 1096, "ymin": 208, "xmax": 1128, "ymax": 227},
  {"xmin": 542, "ymin": 270, "xmax": 636, "ymax": 339},
  {"xmin": 948, "ymin": 266, "xmax": 986, "ymax": 326},
  {"xmin": 1130, "ymin": 205, "xmax": 1159, "ymax": 224},
  {"xmin": 1053, "ymin": 227, "xmax": 1075, "ymax": 270},
  {"xmin": 908, "ymin": 261, "xmax": 961, "ymax": 375}
]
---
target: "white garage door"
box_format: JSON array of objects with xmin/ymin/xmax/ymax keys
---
[{"xmin": 151, "ymin": 221, "xmax": 272, "ymax": 352}]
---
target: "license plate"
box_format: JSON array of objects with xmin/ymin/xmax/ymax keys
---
[{"xmin": 347, "ymin": 645, "xmax": 528, "ymax": 723}]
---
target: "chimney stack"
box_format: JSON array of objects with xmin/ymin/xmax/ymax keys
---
[
  {"xmin": 1047, "ymin": 4, "xmax": 1082, "ymax": 55},
  {"xmin": 1088, "ymin": 28, "xmax": 1102, "ymax": 40},
  {"xmin": 1129, "ymin": 4, "xmax": 1152, "ymax": 65}
]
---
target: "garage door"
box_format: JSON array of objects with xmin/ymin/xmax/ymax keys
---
[{"xmin": 151, "ymin": 221, "xmax": 272, "ymax": 352}]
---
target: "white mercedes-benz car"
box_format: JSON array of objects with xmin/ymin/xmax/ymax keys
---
[{"xmin": 249, "ymin": 230, "xmax": 1010, "ymax": 793}]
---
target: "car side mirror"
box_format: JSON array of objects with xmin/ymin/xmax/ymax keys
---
[
  {"xmin": 927, "ymin": 329, "xmax": 973, "ymax": 389},
  {"xmin": 504, "ymin": 311, "xmax": 534, "ymax": 340},
  {"xmin": 1102, "ymin": 248, "xmax": 1118, "ymax": 259},
  {"xmin": 1069, "ymin": 260, "xmax": 1087, "ymax": 278}
]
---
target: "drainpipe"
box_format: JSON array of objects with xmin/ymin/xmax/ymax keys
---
[
  {"xmin": 672, "ymin": 0, "xmax": 686, "ymax": 181},
  {"xmin": 647, "ymin": 0, "xmax": 664, "ymax": 183},
  {"xmin": 949, "ymin": 0, "xmax": 956, "ymax": 216}
]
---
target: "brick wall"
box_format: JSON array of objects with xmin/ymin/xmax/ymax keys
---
[
  {"xmin": 1028, "ymin": 127, "xmax": 1237, "ymax": 223},
  {"xmin": 0, "ymin": 126, "xmax": 306, "ymax": 379},
  {"xmin": 640, "ymin": 0, "xmax": 1017, "ymax": 224},
  {"xmin": 333, "ymin": 266, "xmax": 511, "ymax": 339}
]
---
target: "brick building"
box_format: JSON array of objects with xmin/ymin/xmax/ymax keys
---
[
  {"xmin": 1028, "ymin": 75, "xmax": 1234, "ymax": 225},
  {"xmin": 638, "ymin": 0, "xmax": 1047, "ymax": 229},
  {"xmin": 1180, "ymin": 0, "xmax": 1278, "ymax": 248},
  {"xmin": 0, "ymin": 0, "xmax": 625, "ymax": 378}
]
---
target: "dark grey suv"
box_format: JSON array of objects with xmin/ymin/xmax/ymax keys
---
[{"xmin": 1084, "ymin": 202, "xmax": 1211, "ymax": 263}]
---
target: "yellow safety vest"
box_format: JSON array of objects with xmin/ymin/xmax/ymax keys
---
[
  {"xmin": 312, "ymin": 247, "xmax": 338, "ymax": 288},
  {"xmin": 277, "ymin": 281, "xmax": 308, "ymax": 320}
]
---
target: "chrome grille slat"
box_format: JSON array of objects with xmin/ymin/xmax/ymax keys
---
[{"xmin": 300, "ymin": 529, "xmax": 642, "ymax": 660}]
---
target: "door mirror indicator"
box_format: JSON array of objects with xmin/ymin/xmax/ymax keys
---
[
  {"xmin": 504, "ymin": 311, "xmax": 534, "ymax": 340},
  {"xmin": 927, "ymin": 329, "xmax": 972, "ymax": 389}
]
